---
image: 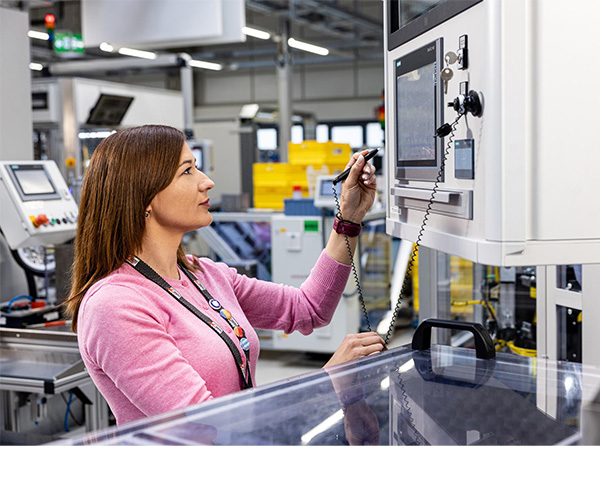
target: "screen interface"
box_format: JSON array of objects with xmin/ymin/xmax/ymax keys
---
[
  {"xmin": 320, "ymin": 179, "xmax": 334, "ymax": 197},
  {"xmin": 395, "ymin": 40, "xmax": 439, "ymax": 170},
  {"xmin": 10, "ymin": 164, "xmax": 56, "ymax": 195},
  {"xmin": 396, "ymin": 62, "xmax": 436, "ymax": 162}
]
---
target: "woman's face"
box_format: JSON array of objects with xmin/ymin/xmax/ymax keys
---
[{"xmin": 147, "ymin": 143, "xmax": 215, "ymax": 233}]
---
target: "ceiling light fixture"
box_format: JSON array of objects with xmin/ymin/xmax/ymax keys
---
[
  {"xmin": 99, "ymin": 42, "xmax": 114, "ymax": 53},
  {"xmin": 117, "ymin": 47, "xmax": 157, "ymax": 60},
  {"xmin": 29, "ymin": 62, "xmax": 43, "ymax": 71},
  {"xmin": 288, "ymin": 37, "xmax": 329, "ymax": 56},
  {"xmin": 28, "ymin": 30, "xmax": 49, "ymax": 41},
  {"xmin": 189, "ymin": 59, "xmax": 223, "ymax": 71},
  {"xmin": 242, "ymin": 26, "xmax": 271, "ymax": 40}
]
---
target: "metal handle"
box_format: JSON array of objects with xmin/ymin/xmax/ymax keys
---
[
  {"xmin": 412, "ymin": 318, "xmax": 496, "ymax": 360},
  {"xmin": 390, "ymin": 186, "xmax": 455, "ymax": 203}
]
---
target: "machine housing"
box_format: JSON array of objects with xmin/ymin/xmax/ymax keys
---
[{"xmin": 384, "ymin": 0, "xmax": 600, "ymax": 266}]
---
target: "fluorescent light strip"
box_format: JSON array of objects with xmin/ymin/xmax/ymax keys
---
[
  {"xmin": 288, "ymin": 37, "xmax": 329, "ymax": 56},
  {"xmin": 189, "ymin": 59, "xmax": 222, "ymax": 71},
  {"xmin": 99, "ymin": 42, "xmax": 114, "ymax": 53},
  {"xmin": 79, "ymin": 131, "xmax": 115, "ymax": 139},
  {"xmin": 29, "ymin": 62, "xmax": 43, "ymax": 71},
  {"xmin": 117, "ymin": 47, "xmax": 156, "ymax": 60},
  {"xmin": 242, "ymin": 26, "xmax": 271, "ymax": 40},
  {"xmin": 28, "ymin": 30, "xmax": 50, "ymax": 41}
]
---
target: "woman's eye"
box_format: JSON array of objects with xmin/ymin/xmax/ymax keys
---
[{"xmin": 183, "ymin": 167, "xmax": 192, "ymax": 175}]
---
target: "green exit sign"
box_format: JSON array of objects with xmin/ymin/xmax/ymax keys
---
[{"xmin": 54, "ymin": 32, "xmax": 84, "ymax": 54}]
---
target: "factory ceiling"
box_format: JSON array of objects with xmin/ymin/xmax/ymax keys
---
[{"xmin": 13, "ymin": 0, "xmax": 384, "ymax": 77}]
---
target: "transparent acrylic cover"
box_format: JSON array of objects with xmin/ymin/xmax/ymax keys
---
[{"xmin": 58, "ymin": 345, "xmax": 600, "ymax": 446}]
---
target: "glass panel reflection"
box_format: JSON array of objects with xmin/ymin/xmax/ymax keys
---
[{"xmin": 60, "ymin": 344, "xmax": 600, "ymax": 446}]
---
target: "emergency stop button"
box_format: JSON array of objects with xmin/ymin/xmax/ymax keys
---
[{"xmin": 30, "ymin": 214, "xmax": 49, "ymax": 228}]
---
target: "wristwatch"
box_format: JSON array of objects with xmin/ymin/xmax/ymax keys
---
[{"xmin": 333, "ymin": 214, "xmax": 362, "ymax": 237}]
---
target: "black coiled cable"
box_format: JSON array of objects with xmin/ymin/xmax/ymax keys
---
[
  {"xmin": 330, "ymin": 189, "xmax": 372, "ymax": 332},
  {"xmin": 331, "ymin": 115, "xmax": 463, "ymax": 445},
  {"xmin": 383, "ymin": 113, "xmax": 463, "ymax": 345}
]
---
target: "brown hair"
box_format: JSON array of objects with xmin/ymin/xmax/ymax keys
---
[{"xmin": 65, "ymin": 124, "xmax": 200, "ymax": 331}]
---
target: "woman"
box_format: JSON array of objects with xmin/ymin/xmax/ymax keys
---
[{"xmin": 67, "ymin": 124, "xmax": 384, "ymax": 425}]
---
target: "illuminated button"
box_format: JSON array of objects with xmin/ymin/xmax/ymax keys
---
[
  {"xmin": 209, "ymin": 299, "xmax": 221, "ymax": 310},
  {"xmin": 220, "ymin": 309, "xmax": 232, "ymax": 320},
  {"xmin": 234, "ymin": 326, "xmax": 245, "ymax": 338}
]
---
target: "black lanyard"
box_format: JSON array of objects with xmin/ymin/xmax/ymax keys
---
[{"xmin": 126, "ymin": 257, "xmax": 253, "ymax": 390}]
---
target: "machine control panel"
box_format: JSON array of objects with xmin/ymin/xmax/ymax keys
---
[{"xmin": 0, "ymin": 161, "xmax": 79, "ymax": 249}]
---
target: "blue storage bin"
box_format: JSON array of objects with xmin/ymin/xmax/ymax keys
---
[{"xmin": 283, "ymin": 198, "xmax": 322, "ymax": 216}]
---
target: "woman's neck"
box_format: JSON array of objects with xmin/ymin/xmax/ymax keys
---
[{"xmin": 137, "ymin": 232, "xmax": 182, "ymax": 280}]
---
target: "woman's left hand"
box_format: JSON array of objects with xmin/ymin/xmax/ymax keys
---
[
  {"xmin": 323, "ymin": 331, "xmax": 385, "ymax": 369},
  {"xmin": 339, "ymin": 150, "xmax": 378, "ymax": 223}
]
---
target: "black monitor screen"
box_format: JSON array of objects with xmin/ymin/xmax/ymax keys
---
[
  {"xmin": 388, "ymin": 1, "xmax": 483, "ymax": 50},
  {"xmin": 400, "ymin": 0, "xmax": 444, "ymax": 27},
  {"xmin": 395, "ymin": 40, "xmax": 439, "ymax": 166},
  {"xmin": 86, "ymin": 94, "xmax": 134, "ymax": 126}
]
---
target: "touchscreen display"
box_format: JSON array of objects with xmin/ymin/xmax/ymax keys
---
[
  {"xmin": 10, "ymin": 165, "xmax": 56, "ymax": 195},
  {"xmin": 396, "ymin": 62, "xmax": 436, "ymax": 162},
  {"xmin": 320, "ymin": 179, "xmax": 334, "ymax": 196}
]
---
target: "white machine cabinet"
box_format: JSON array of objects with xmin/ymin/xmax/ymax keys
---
[
  {"xmin": 384, "ymin": 0, "xmax": 600, "ymax": 266},
  {"xmin": 267, "ymin": 215, "xmax": 359, "ymax": 353},
  {"xmin": 0, "ymin": 160, "xmax": 78, "ymax": 249}
]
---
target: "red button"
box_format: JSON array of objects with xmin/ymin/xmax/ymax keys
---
[{"xmin": 32, "ymin": 214, "xmax": 49, "ymax": 227}]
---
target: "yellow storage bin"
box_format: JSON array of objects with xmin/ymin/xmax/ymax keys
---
[
  {"xmin": 253, "ymin": 163, "xmax": 291, "ymax": 184},
  {"xmin": 253, "ymin": 185, "xmax": 293, "ymax": 209},
  {"xmin": 288, "ymin": 141, "xmax": 351, "ymax": 166}
]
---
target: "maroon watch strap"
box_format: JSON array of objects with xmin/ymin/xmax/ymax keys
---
[{"xmin": 333, "ymin": 215, "xmax": 362, "ymax": 237}]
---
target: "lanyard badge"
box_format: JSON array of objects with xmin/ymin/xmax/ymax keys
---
[{"xmin": 126, "ymin": 257, "xmax": 253, "ymax": 389}]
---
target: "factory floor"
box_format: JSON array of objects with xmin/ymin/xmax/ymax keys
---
[{"xmin": 254, "ymin": 326, "xmax": 414, "ymax": 387}]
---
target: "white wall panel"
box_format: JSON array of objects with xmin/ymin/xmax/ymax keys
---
[
  {"xmin": 202, "ymin": 72, "xmax": 253, "ymax": 104},
  {"xmin": 357, "ymin": 62, "xmax": 385, "ymax": 97},
  {"xmin": 303, "ymin": 64, "xmax": 355, "ymax": 99},
  {"xmin": 0, "ymin": 7, "xmax": 33, "ymax": 161},
  {"xmin": 253, "ymin": 70, "xmax": 278, "ymax": 102}
]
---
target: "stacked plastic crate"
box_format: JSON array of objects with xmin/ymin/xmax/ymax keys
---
[{"xmin": 253, "ymin": 141, "xmax": 351, "ymax": 210}]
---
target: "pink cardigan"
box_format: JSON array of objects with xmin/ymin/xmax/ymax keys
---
[{"xmin": 77, "ymin": 251, "xmax": 351, "ymax": 425}]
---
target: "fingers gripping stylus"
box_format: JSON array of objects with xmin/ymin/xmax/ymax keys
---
[{"xmin": 332, "ymin": 148, "xmax": 379, "ymax": 185}]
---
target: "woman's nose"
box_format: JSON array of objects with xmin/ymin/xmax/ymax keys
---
[{"xmin": 198, "ymin": 172, "xmax": 215, "ymax": 191}]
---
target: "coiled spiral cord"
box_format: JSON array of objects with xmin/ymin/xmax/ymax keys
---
[
  {"xmin": 331, "ymin": 113, "xmax": 463, "ymax": 343},
  {"xmin": 382, "ymin": 113, "xmax": 463, "ymax": 345},
  {"xmin": 331, "ymin": 115, "xmax": 462, "ymax": 445},
  {"xmin": 330, "ymin": 188, "xmax": 372, "ymax": 332}
]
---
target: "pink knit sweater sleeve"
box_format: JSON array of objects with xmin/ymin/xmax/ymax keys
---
[
  {"xmin": 79, "ymin": 282, "xmax": 214, "ymax": 416},
  {"xmin": 220, "ymin": 250, "xmax": 352, "ymax": 335}
]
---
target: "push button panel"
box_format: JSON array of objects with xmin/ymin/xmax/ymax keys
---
[{"xmin": 28, "ymin": 211, "xmax": 78, "ymax": 230}]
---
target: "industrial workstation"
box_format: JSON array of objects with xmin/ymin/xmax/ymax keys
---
[{"xmin": 1, "ymin": 0, "xmax": 600, "ymax": 454}]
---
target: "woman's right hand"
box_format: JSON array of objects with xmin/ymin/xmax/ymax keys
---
[{"xmin": 323, "ymin": 332, "xmax": 385, "ymax": 369}]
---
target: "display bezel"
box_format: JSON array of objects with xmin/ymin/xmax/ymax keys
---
[
  {"xmin": 394, "ymin": 38, "xmax": 444, "ymax": 182},
  {"xmin": 387, "ymin": 0, "xmax": 483, "ymax": 51},
  {"xmin": 5, "ymin": 164, "xmax": 61, "ymax": 202}
]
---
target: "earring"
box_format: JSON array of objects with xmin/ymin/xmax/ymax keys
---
[{"xmin": 145, "ymin": 211, "xmax": 150, "ymax": 218}]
